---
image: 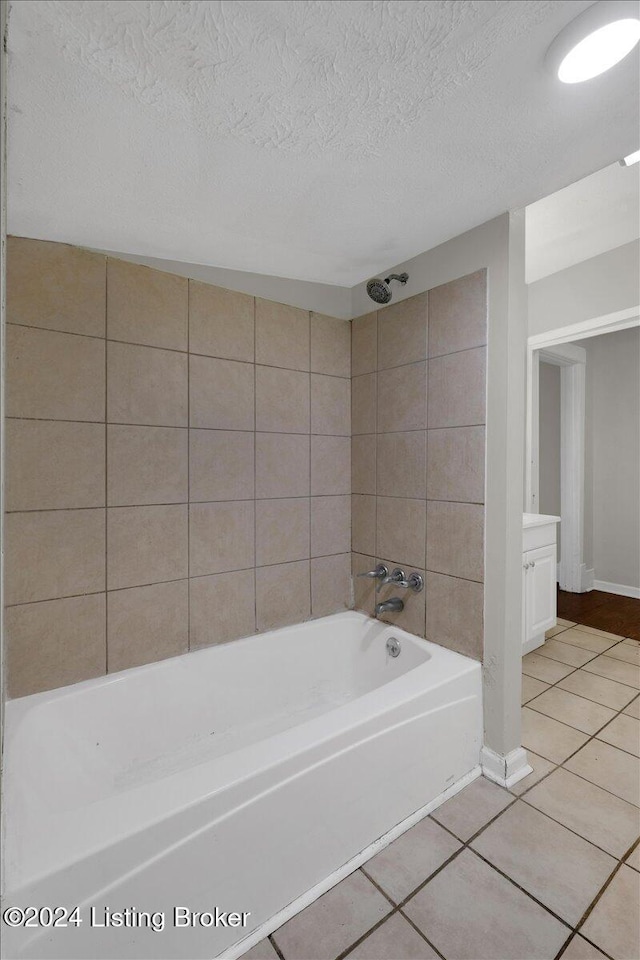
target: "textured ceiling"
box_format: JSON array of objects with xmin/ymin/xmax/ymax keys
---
[
  {"xmin": 7, "ymin": 0, "xmax": 640, "ymax": 285},
  {"xmin": 526, "ymin": 161, "xmax": 640, "ymax": 283}
]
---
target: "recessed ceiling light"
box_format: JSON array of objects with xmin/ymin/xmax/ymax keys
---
[
  {"xmin": 620, "ymin": 149, "xmax": 640, "ymax": 166},
  {"xmin": 547, "ymin": 1, "xmax": 640, "ymax": 84}
]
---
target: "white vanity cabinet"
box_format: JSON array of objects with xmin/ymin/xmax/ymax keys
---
[{"xmin": 522, "ymin": 514, "xmax": 560, "ymax": 655}]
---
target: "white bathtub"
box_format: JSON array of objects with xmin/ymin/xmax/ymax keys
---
[{"xmin": 2, "ymin": 611, "xmax": 482, "ymax": 959}]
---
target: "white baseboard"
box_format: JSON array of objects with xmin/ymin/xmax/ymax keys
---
[
  {"xmin": 481, "ymin": 746, "xmax": 532, "ymax": 789},
  {"xmin": 593, "ymin": 580, "xmax": 640, "ymax": 600},
  {"xmin": 223, "ymin": 765, "xmax": 482, "ymax": 959}
]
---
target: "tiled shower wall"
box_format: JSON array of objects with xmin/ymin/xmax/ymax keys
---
[
  {"xmin": 5, "ymin": 237, "xmax": 351, "ymax": 698},
  {"xmin": 351, "ymin": 271, "xmax": 487, "ymax": 660}
]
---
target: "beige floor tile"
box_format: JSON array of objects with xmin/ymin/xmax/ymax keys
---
[
  {"xmin": 560, "ymin": 934, "xmax": 609, "ymax": 959},
  {"xmin": 624, "ymin": 637, "xmax": 640, "ymax": 647},
  {"xmin": 559, "ymin": 670, "xmax": 638, "ymax": 710},
  {"xmin": 509, "ymin": 751, "xmax": 557, "ymax": 796},
  {"xmin": 471, "ymin": 801, "xmax": 616, "ymax": 925},
  {"xmin": 565, "ymin": 740, "xmax": 640, "ymax": 807},
  {"xmin": 431, "ymin": 777, "xmax": 513, "ymax": 842},
  {"xmin": 546, "ymin": 624, "xmax": 570, "ymax": 639},
  {"xmin": 557, "ymin": 628, "xmax": 620, "ymax": 655},
  {"xmin": 538, "ymin": 638, "xmax": 597, "ymax": 668},
  {"xmin": 557, "ymin": 618, "xmax": 577, "ymax": 628},
  {"xmin": 403, "ymin": 849, "xmax": 568, "ymax": 960},
  {"xmin": 626, "ymin": 844, "xmax": 640, "ymax": 871},
  {"xmin": 624, "ymin": 696, "xmax": 640, "ymax": 719},
  {"xmin": 582, "ymin": 656, "xmax": 640, "ymax": 690},
  {"xmin": 522, "ymin": 652, "xmax": 575, "ymax": 684},
  {"xmin": 527, "ymin": 687, "xmax": 616, "ymax": 735},
  {"xmin": 580, "ymin": 865, "xmax": 640, "ymax": 960},
  {"xmin": 272, "ymin": 871, "xmax": 390, "ymax": 960},
  {"xmin": 522, "ymin": 675, "xmax": 550, "ymax": 704},
  {"xmin": 364, "ymin": 817, "xmax": 461, "ymax": 903},
  {"xmin": 524, "ymin": 767, "xmax": 640, "ymax": 858},
  {"xmin": 606, "ymin": 642, "xmax": 640, "ymax": 666},
  {"xmin": 574, "ymin": 625, "xmax": 625, "ymax": 641},
  {"xmin": 597, "ymin": 714, "xmax": 640, "ymax": 758},
  {"xmin": 521, "ymin": 707, "xmax": 590, "ymax": 764},
  {"xmin": 240, "ymin": 938, "xmax": 280, "ymax": 959},
  {"xmin": 346, "ymin": 913, "xmax": 439, "ymax": 959}
]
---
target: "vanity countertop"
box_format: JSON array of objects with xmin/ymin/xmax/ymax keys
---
[{"xmin": 523, "ymin": 513, "xmax": 561, "ymax": 529}]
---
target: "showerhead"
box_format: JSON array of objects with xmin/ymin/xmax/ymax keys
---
[{"xmin": 366, "ymin": 273, "xmax": 409, "ymax": 304}]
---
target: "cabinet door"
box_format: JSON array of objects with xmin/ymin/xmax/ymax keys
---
[{"xmin": 524, "ymin": 544, "xmax": 557, "ymax": 640}]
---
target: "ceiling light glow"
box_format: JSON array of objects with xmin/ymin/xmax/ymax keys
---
[
  {"xmin": 558, "ymin": 18, "xmax": 640, "ymax": 82},
  {"xmin": 621, "ymin": 149, "xmax": 640, "ymax": 166}
]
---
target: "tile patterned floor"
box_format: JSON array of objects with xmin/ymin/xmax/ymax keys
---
[{"xmin": 243, "ymin": 621, "xmax": 640, "ymax": 960}]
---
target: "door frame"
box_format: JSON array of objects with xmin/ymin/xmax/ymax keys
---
[{"xmin": 526, "ymin": 306, "xmax": 640, "ymax": 593}]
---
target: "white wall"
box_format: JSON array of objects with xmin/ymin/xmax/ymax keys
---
[
  {"xmin": 528, "ymin": 239, "xmax": 640, "ymax": 337},
  {"xmin": 538, "ymin": 361, "xmax": 561, "ymax": 562},
  {"xmin": 584, "ymin": 327, "xmax": 640, "ymax": 591}
]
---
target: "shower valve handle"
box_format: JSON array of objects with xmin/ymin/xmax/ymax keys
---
[{"xmin": 357, "ymin": 564, "xmax": 389, "ymax": 581}]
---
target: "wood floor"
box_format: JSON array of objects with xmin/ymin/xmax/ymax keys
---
[{"xmin": 557, "ymin": 588, "xmax": 640, "ymax": 641}]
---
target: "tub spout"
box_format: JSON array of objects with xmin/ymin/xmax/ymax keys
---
[{"xmin": 375, "ymin": 597, "xmax": 404, "ymax": 617}]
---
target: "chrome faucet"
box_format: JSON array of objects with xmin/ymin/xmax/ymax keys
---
[
  {"xmin": 375, "ymin": 597, "xmax": 404, "ymax": 617},
  {"xmin": 379, "ymin": 568, "xmax": 424, "ymax": 592},
  {"xmin": 357, "ymin": 564, "xmax": 388, "ymax": 583}
]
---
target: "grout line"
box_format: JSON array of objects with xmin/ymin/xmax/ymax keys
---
[{"xmin": 268, "ymin": 932, "xmax": 286, "ymax": 960}]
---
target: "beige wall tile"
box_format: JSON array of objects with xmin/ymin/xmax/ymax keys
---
[
  {"xmin": 256, "ymin": 365, "xmax": 310, "ymax": 433},
  {"xmin": 5, "ymin": 509, "xmax": 105, "ymax": 605},
  {"xmin": 108, "ymin": 580, "xmax": 188, "ymax": 672},
  {"xmin": 377, "ymin": 431, "xmax": 426, "ymax": 499},
  {"xmin": 311, "ymin": 554, "xmax": 351, "ymax": 618},
  {"xmin": 256, "ymin": 433, "xmax": 310, "ymax": 498},
  {"xmin": 7, "ymin": 325, "xmax": 105, "ymax": 421},
  {"xmin": 190, "ymin": 429, "xmax": 254, "ymax": 502},
  {"xmin": 428, "ymin": 347, "xmax": 486, "ymax": 428},
  {"xmin": 352, "ymin": 553, "xmax": 376, "ymax": 616},
  {"xmin": 377, "ymin": 497, "xmax": 426, "ymax": 568},
  {"xmin": 255, "ymin": 298, "xmax": 310, "ymax": 370},
  {"xmin": 6, "ymin": 594, "xmax": 106, "ymax": 698},
  {"xmin": 189, "ymin": 354, "xmax": 254, "ymax": 430},
  {"xmin": 190, "ymin": 572, "xmax": 256, "ymax": 649},
  {"xmin": 311, "ymin": 374, "xmax": 350, "ymax": 436},
  {"xmin": 352, "ymin": 311, "xmax": 377, "ymax": 376},
  {"xmin": 6, "ymin": 419, "xmax": 105, "ymax": 511},
  {"xmin": 256, "ymin": 498, "xmax": 310, "ymax": 566},
  {"xmin": 377, "ymin": 292, "xmax": 428, "ymax": 370},
  {"xmin": 189, "ymin": 500, "xmax": 254, "ymax": 576},
  {"xmin": 352, "ymin": 494, "xmax": 376, "ymax": 555},
  {"xmin": 427, "ymin": 501, "xmax": 484, "ymax": 582},
  {"xmin": 311, "ymin": 495, "xmax": 351, "ymax": 557},
  {"xmin": 189, "ymin": 280, "xmax": 254, "ymax": 362},
  {"xmin": 377, "ymin": 362, "xmax": 427, "ymax": 433},
  {"xmin": 428, "ymin": 269, "xmax": 487, "ymax": 358},
  {"xmin": 376, "ymin": 559, "xmax": 426, "ymax": 637},
  {"xmin": 108, "ymin": 341, "xmax": 187, "ymax": 427},
  {"xmin": 427, "ymin": 426, "xmax": 485, "ymax": 503},
  {"xmin": 107, "ymin": 504, "xmax": 188, "ymax": 589},
  {"xmin": 426, "ymin": 572, "xmax": 484, "ymax": 660},
  {"xmin": 107, "ymin": 425, "xmax": 188, "ymax": 505},
  {"xmin": 352, "ymin": 373, "xmax": 377, "ymax": 435},
  {"xmin": 352, "ymin": 434, "xmax": 376, "ymax": 495},
  {"xmin": 256, "ymin": 560, "xmax": 310, "ymax": 631},
  {"xmin": 311, "ymin": 435, "xmax": 350, "ymax": 495},
  {"xmin": 107, "ymin": 258, "xmax": 188, "ymax": 351},
  {"xmin": 7, "ymin": 236, "xmax": 106, "ymax": 337},
  {"xmin": 311, "ymin": 313, "xmax": 351, "ymax": 377}
]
